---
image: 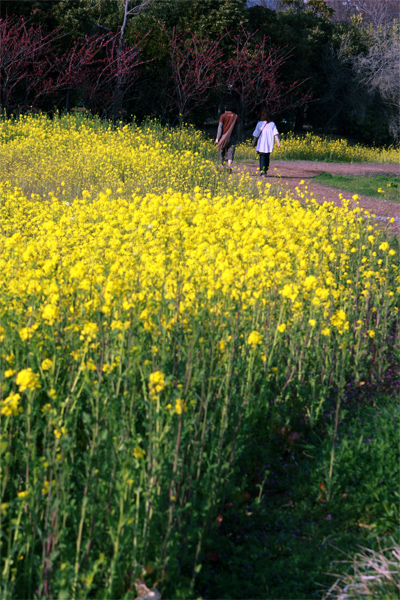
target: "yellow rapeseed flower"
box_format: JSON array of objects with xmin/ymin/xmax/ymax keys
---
[
  {"xmin": 41, "ymin": 358, "xmax": 53, "ymax": 371},
  {"xmin": 16, "ymin": 368, "xmax": 40, "ymax": 392},
  {"xmin": 247, "ymin": 331, "xmax": 262, "ymax": 346},
  {"xmin": 0, "ymin": 393, "xmax": 21, "ymax": 416},
  {"xmin": 133, "ymin": 446, "xmax": 146, "ymax": 459},
  {"xmin": 54, "ymin": 426, "xmax": 66, "ymax": 439},
  {"xmin": 175, "ymin": 398, "xmax": 187, "ymax": 415},
  {"xmin": 149, "ymin": 371, "xmax": 165, "ymax": 398}
]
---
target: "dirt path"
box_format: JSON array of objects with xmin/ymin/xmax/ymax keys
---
[{"xmin": 238, "ymin": 160, "xmax": 400, "ymax": 236}]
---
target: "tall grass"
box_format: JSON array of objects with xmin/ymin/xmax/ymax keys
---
[{"xmin": 323, "ymin": 540, "xmax": 400, "ymax": 600}]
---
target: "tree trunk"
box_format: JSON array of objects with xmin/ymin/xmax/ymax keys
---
[{"xmin": 112, "ymin": 1, "xmax": 128, "ymax": 122}]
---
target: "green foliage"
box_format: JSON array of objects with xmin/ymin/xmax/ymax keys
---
[
  {"xmin": 131, "ymin": 0, "xmax": 247, "ymax": 39},
  {"xmin": 281, "ymin": 0, "xmax": 334, "ymax": 18},
  {"xmin": 196, "ymin": 396, "xmax": 400, "ymax": 599},
  {"xmin": 247, "ymin": 3, "xmax": 334, "ymax": 87},
  {"xmin": 314, "ymin": 174, "xmax": 400, "ymax": 203}
]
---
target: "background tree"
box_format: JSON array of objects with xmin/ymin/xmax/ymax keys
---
[
  {"xmin": 326, "ymin": 0, "xmax": 399, "ymax": 26},
  {"xmin": 131, "ymin": 0, "xmax": 247, "ymax": 39},
  {"xmin": 0, "ymin": 16, "xmax": 62, "ymax": 114},
  {"xmin": 353, "ymin": 21, "xmax": 400, "ymax": 140},
  {"xmin": 30, "ymin": 33, "xmax": 109, "ymax": 112},
  {"xmin": 279, "ymin": 0, "xmax": 334, "ymax": 18},
  {"xmin": 164, "ymin": 28, "xmax": 224, "ymax": 124},
  {"xmin": 247, "ymin": 5, "xmax": 333, "ymax": 130},
  {"xmin": 0, "ymin": 16, "xmax": 149, "ymax": 117},
  {"xmin": 223, "ymin": 28, "xmax": 310, "ymax": 136},
  {"xmin": 317, "ymin": 35, "xmax": 368, "ymax": 135},
  {"xmin": 109, "ymin": 1, "xmax": 153, "ymax": 119},
  {"xmin": 1, "ymin": 0, "xmax": 399, "ymax": 143},
  {"xmin": 55, "ymin": 31, "xmax": 149, "ymax": 117}
]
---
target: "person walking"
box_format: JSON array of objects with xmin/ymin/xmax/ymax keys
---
[
  {"xmin": 252, "ymin": 109, "xmax": 280, "ymax": 176},
  {"xmin": 215, "ymin": 102, "xmax": 240, "ymax": 172}
]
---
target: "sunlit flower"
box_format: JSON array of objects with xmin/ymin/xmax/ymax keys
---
[
  {"xmin": 54, "ymin": 426, "xmax": 66, "ymax": 439},
  {"xmin": 247, "ymin": 331, "xmax": 262, "ymax": 346},
  {"xmin": 149, "ymin": 371, "xmax": 165, "ymax": 398},
  {"xmin": 16, "ymin": 368, "xmax": 40, "ymax": 392},
  {"xmin": 0, "ymin": 393, "xmax": 21, "ymax": 416},
  {"xmin": 175, "ymin": 398, "xmax": 187, "ymax": 415},
  {"xmin": 41, "ymin": 358, "xmax": 53, "ymax": 371}
]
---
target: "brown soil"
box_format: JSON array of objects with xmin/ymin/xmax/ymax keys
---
[{"xmin": 237, "ymin": 160, "xmax": 400, "ymax": 237}]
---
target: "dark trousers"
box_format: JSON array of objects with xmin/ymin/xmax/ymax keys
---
[{"xmin": 259, "ymin": 152, "xmax": 270, "ymax": 174}]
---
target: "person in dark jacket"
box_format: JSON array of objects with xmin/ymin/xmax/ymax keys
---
[{"xmin": 215, "ymin": 102, "xmax": 240, "ymax": 171}]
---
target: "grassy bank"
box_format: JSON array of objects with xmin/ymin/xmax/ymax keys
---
[{"xmin": 313, "ymin": 174, "xmax": 400, "ymax": 203}]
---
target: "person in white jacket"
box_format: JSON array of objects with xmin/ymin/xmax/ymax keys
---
[{"xmin": 252, "ymin": 109, "xmax": 280, "ymax": 176}]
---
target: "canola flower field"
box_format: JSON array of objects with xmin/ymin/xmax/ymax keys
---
[
  {"xmin": 235, "ymin": 132, "xmax": 400, "ymax": 163},
  {"xmin": 0, "ymin": 115, "xmax": 399, "ymax": 598}
]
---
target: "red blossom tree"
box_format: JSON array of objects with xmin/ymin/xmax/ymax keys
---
[
  {"xmin": 0, "ymin": 16, "xmax": 63, "ymax": 114},
  {"xmin": 0, "ymin": 16, "xmax": 150, "ymax": 117},
  {"xmin": 39, "ymin": 32, "xmax": 150, "ymax": 116},
  {"xmin": 30, "ymin": 34, "xmax": 109, "ymax": 110},
  {"xmin": 96, "ymin": 31, "xmax": 150, "ymax": 119},
  {"xmin": 223, "ymin": 29, "xmax": 311, "ymax": 135},
  {"xmin": 110, "ymin": 0, "xmax": 154, "ymax": 119},
  {"xmin": 165, "ymin": 28, "xmax": 225, "ymax": 124}
]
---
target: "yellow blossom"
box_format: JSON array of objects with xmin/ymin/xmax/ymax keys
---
[
  {"xmin": 41, "ymin": 479, "xmax": 56, "ymax": 494},
  {"xmin": 54, "ymin": 426, "xmax": 66, "ymax": 439},
  {"xmin": 133, "ymin": 446, "xmax": 146, "ymax": 459},
  {"xmin": 0, "ymin": 393, "xmax": 21, "ymax": 416},
  {"xmin": 247, "ymin": 331, "xmax": 262, "ymax": 346},
  {"xmin": 19, "ymin": 326, "xmax": 37, "ymax": 341},
  {"xmin": 80, "ymin": 322, "xmax": 99, "ymax": 341},
  {"xmin": 42, "ymin": 304, "xmax": 59, "ymax": 325},
  {"xmin": 148, "ymin": 370, "xmax": 165, "ymax": 398},
  {"xmin": 16, "ymin": 368, "xmax": 40, "ymax": 392},
  {"xmin": 175, "ymin": 398, "xmax": 187, "ymax": 415},
  {"xmin": 41, "ymin": 358, "xmax": 53, "ymax": 371},
  {"xmin": 331, "ymin": 310, "xmax": 346, "ymax": 328}
]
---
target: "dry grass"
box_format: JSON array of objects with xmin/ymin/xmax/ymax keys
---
[{"xmin": 323, "ymin": 539, "xmax": 400, "ymax": 599}]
